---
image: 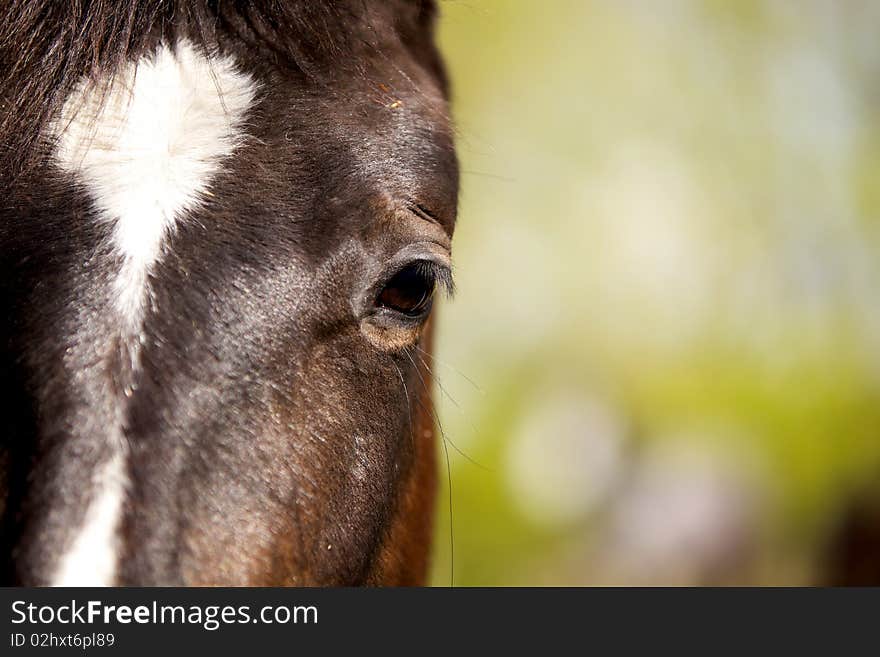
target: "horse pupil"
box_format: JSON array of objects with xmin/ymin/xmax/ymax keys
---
[{"xmin": 378, "ymin": 263, "xmax": 435, "ymax": 315}]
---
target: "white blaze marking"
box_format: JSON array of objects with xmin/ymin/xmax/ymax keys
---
[
  {"xmin": 50, "ymin": 452, "xmax": 127, "ymax": 586},
  {"xmin": 50, "ymin": 41, "xmax": 257, "ymax": 586}
]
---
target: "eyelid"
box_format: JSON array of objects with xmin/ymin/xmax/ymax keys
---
[
  {"xmin": 408, "ymin": 203, "xmax": 443, "ymax": 227},
  {"xmin": 397, "ymin": 240, "xmax": 451, "ymax": 267},
  {"xmin": 396, "ymin": 203, "xmax": 453, "ymax": 253},
  {"xmin": 356, "ymin": 244, "xmax": 454, "ymax": 323}
]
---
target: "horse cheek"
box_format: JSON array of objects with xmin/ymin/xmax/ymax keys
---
[{"xmin": 367, "ymin": 318, "xmax": 438, "ymax": 585}]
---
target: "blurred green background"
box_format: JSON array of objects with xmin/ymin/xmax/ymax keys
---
[{"xmin": 428, "ymin": 0, "xmax": 880, "ymax": 585}]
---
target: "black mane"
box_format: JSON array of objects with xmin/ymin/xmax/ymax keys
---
[{"xmin": 0, "ymin": 0, "xmax": 439, "ymax": 177}]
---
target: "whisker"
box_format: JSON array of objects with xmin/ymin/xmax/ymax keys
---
[
  {"xmin": 398, "ymin": 347, "xmax": 456, "ymax": 586},
  {"xmin": 412, "ymin": 351, "xmax": 493, "ymax": 473},
  {"xmin": 391, "ymin": 359, "xmax": 416, "ymax": 452},
  {"xmin": 440, "ymin": 423, "xmax": 454, "ymax": 588},
  {"xmin": 414, "ymin": 344, "xmax": 486, "ymax": 395},
  {"xmin": 460, "ymin": 169, "xmax": 517, "ymax": 183},
  {"xmin": 403, "ymin": 348, "xmax": 491, "ymax": 472}
]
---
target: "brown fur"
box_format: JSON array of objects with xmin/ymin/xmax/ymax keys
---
[{"xmin": 1, "ymin": 1, "xmax": 456, "ymax": 585}]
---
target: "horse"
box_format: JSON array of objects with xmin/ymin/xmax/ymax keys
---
[{"xmin": 0, "ymin": 0, "xmax": 457, "ymax": 586}]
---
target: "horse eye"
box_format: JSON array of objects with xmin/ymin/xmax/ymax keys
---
[{"xmin": 376, "ymin": 261, "xmax": 437, "ymax": 317}]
